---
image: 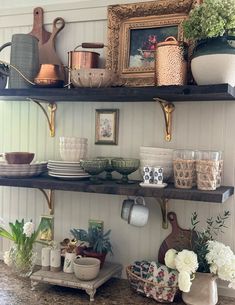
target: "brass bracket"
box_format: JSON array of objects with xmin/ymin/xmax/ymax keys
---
[
  {"xmin": 156, "ymin": 198, "xmax": 169, "ymax": 229},
  {"xmin": 38, "ymin": 189, "xmax": 54, "ymax": 215},
  {"xmin": 154, "ymin": 98, "xmax": 175, "ymax": 142},
  {"xmin": 27, "ymin": 98, "xmax": 57, "ymax": 137}
]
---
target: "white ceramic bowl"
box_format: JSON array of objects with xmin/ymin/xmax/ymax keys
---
[
  {"xmin": 140, "ymin": 146, "xmax": 173, "ymax": 155},
  {"xmin": 73, "ymin": 257, "xmax": 100, "ymax": 281},
  {"xmin": 60, "ymin": 137, "xmax": 88, "ymax": 144},
  {"xmin": 59, "ymin": 143, "xmax": 88, "ymax": 150},
  {"xmin": 60, "ymin": 149, "xmax": 87, "ymax": 162}
]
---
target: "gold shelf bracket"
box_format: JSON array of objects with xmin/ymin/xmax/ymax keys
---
[
  {"xmin": 156, "ymin": 197, "xmax": 169, "ymax": 229},
  {"xmin": 27, "ymin": 98, "xmax": 57, "ymax": 137},
  {"xmin": 38, "ymin": 189, "xmax": 54, "ymax": 215},
  {"xmin": 154, "ymin": 98, "xmax": 175, "ymax": 142}
]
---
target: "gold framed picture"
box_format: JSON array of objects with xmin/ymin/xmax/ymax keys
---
[
  {"xmin": 38, "ymin": 215, "xmax": 54, "ymax": 242},
  {"xmin": 95, "ymin": 109, "xmax": 119, "ymax": 145},
  {"xmin": 106, "ymin": 0, "xmax": 194, "ymax": 87}
]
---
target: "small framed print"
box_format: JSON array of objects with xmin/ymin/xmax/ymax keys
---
[
  {"xmin": 95, "ymin": 109, "xmax": 119, "ymax": 145},
  {"xmin": 38, "ymin": 215, "xmax": 54, "ymax": 242}
]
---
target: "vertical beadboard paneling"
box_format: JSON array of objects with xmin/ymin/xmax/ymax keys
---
[{"xmin": 0, "ymin": 3, "xmax": 235, "ymax": 287}]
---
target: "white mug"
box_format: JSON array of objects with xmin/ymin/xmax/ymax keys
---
[
  {"xmin": 50, "ymin": 249, "xmax": 61, "ymax": 272},
  {"xmin": 128, "ymin": 196, "xmax": 149, "ymax": 227},
  {"xmin": 41, "ymin": 247, "xmax": 51, "ymax": 271},
  {"xmin": 63, "ymin": 252, "xmax": 76, "ymax": 273},
  {"xmin": 121, "ymin": 198, "xmax": 134, "ymax": 220}
]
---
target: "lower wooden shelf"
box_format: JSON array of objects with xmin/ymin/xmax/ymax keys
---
[
  {"xmin": 30, "ymin": 262, "xmax": 122, "ymax": 302},
  {"xmin": 0, "ymin": 175, "xmax": 233, "ymax": 203}
]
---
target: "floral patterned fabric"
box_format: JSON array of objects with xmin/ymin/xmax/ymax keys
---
[{"xmin": 129, "ymin": 260, "xmax": 179, "ymax": 303}]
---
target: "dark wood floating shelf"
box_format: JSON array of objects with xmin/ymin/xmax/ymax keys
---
[
  {"xmin": 0, "ymin": 175, "xmax": 233, "ymax": 203},
  {"xmin": 0, "ymin": 84, "xmax": 235, "ymax": 102}
]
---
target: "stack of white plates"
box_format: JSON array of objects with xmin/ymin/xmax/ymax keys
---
[
  {"xmin": 0, "ymin": 161, "xmax": 47, "ymax": 178},
  {"xmin": 48, "ymin": 160, "xmax": 90, "ymax": 180}
]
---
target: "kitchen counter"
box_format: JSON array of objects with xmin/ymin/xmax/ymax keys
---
[{"xmin": 0, "ymin": 262, "xmax": 234, "ymax": 305}]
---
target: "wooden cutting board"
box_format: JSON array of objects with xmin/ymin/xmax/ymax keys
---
[
  {"xmin": 29, "ymin": 7, "xmax": 51, "ymax": 46},
  {"xmin": 158, "ymin": 212, "xmax": 194, "ymax": 264}
]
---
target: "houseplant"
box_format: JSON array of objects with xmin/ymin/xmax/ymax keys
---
[
  {"xmin": 70, "ymin": 227, "xmax": 113, "ymax": 267},
  {"xmin": 0, "ymin": 218, "xmax": 48, "ymax": 277},
  {"xmin": 164, "ymin": 211, "xmax": 235, "ymax": 305},
  {"xmin": 183, "ymin": 0, "xmax": 235, "ymax": 85}
]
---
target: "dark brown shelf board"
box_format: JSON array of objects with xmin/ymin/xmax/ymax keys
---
[
  {"xmin": 0, "ymin": 175, "xmax": 233, "ymax": 203},
  {"xmin": 0, "ymin": 84, "xmax": 234, "ymax": 102}
]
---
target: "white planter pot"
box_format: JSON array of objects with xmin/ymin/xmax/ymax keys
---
[{"xmin": 191, "ymin": 54, "xmax": 235, "ymax": 86}]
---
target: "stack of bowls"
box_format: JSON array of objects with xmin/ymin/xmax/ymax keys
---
[
  {"xmin": 139, "ymin": 146, "xmax": 173, "ymax": 181},
  {"xmin": 59, "ymin": 137, "xmax": 88, "ymax": 162}
]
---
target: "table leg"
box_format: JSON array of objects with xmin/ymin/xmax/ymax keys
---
[
  {"xmin": 31, "ymin": 280, "xmax": 39, "ymax": 291},
  {"xmin": 85, "ymin": 288, "xmax": 97, "ymax": 302}
]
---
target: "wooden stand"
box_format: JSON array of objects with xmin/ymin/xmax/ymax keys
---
[{"xmin": 30, "ymin": 262, "xmax": 122, "ymax": 302}]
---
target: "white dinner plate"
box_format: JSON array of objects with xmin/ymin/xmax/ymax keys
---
[
  {"xmin": 49, "ymin": 173, "xmax": 90, "ymax": 180},
  {"xmin": 48, "ymin": 171, "xmax": 88, "ymax": 176}
]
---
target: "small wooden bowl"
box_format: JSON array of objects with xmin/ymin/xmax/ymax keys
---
[{"xmin": 3, "ymin": 152, "xmax": 35, "ymax": 164}]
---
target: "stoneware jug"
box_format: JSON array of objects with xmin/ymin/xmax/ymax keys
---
[{"xmin": 0, "ymin": 34, "xmax": 39, "ymax": 88}]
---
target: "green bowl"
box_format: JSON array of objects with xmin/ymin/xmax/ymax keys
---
[
  {"xmin": 81, "ymin": 159, "xmax": 108, "ymax": 175},
  {"xmin": 111, "ymin": 158, "xmax": 140, "ymax": 175}
]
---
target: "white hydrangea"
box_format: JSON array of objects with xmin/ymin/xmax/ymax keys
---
[
  {"xmin": 175, "ymin": 250, "xmax": 198, "ymax": 274},
  {"xmin": 23, "ymin": 221, "xmax": 35, "ymax": 238},
  {"xmin": 217, "ymin": 256, "xmax": 235, "ymax": 283},
  {"xmin": 206, "ymin": 241, "xmax": 234, "ymax": 268},
  {"xmin": 165, "ymin": 249, "xmax": 177, "ymax": 269},
  {"xmin": 178, "ymin": 271, "xmax": 192, "ymax": 293},
  {"xmin": 3, "ymin": 250, "xmax": 12, "ymax": 267}
]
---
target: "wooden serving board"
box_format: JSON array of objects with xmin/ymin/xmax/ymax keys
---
[
  {"xmin": 29, "ymin": 7, "xmax": 51, "ymax": 46},
  {"xmin": 158, "ymin": 212, "xmax": 194, "ymax": 264}
]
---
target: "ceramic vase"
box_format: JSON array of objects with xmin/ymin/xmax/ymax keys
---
[
  {"xmin": 191, "ymin": 36, "xmax": 235, "ymax": 86},
  {"xmin": 182, "ymin": 272, "xmax": 218, "ymax": 305}
]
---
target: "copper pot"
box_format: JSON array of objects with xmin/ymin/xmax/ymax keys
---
[
  {"xmin": 68, "ymin": 42, "xmax": 104, "ymax": 70},
  {"xmin": 34, "ymin": 64, "xmax": 64, "ymax": 87}
]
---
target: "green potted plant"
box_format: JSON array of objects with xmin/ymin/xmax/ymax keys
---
[
  {"xmin": 70, "ymin": 227, "xmax": 113, "ymax": 268},
  {"xmin": 183, "ymin": 0, "xmax": 235, "ymax": 86}
]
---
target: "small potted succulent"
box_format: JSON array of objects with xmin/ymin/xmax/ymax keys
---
[
  {"xmin": 70, "ymin": 227, "xmax": 113, "ymax": 268},
  {"xmin": 183, "ymin": 0, "xmax": 235, "ymax": 86}
]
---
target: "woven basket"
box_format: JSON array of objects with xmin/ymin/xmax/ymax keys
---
[
  {"xmin": 196, "ymin": 160, "xmax": 220, "ymax": 191},
  {"xmin": 126, "ymin": 265, "xmax": 179, "ymax": 303},
  {"xmin": 173, "ymin": 160, "xmax": 196, "ymax": 189}
]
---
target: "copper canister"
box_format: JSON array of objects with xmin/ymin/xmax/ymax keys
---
[
  {"xmin": 155, "ymin": 36, "xmax": 188, "ymax": 86},
  {"xmin": 68, "ymin": 42, "xmax": 104, "ymax": 88}
]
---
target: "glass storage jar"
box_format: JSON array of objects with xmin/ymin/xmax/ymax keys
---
[{"xmin": 173, "ymin": 149, "xmax": 195, "ymax": 189}]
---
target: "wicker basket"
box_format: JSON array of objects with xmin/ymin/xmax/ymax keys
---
[
  {"xmin": 126, "ymin": 265, "xmax": 179, "ymax": 303},
  {"xmin": 196, "ymin": 160, "xmax": 220, "ymax": 190}
]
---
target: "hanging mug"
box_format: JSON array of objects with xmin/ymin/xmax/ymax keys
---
[
  {"xmin": 0, "ymin": 34, "xmax": 39, "ymax": 88},
  {"xmin": 121, "ymin": 197, "xmax": 135, "ymax": 221},
  {"xmin": 128, "ymin": 196, "xmax": 149, "ymax": 227}
]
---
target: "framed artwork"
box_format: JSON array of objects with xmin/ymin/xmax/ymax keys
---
[
  {"xmin": 95, "ymin": 109, "xmax": 119, "ymax": 145},
  {"xmin": 106, "ymin": 0, "xmax": 194, "ymax": 86},
  {"xmin": 38, "ymin": 215, "xmax": 54, "ymax": 242}
]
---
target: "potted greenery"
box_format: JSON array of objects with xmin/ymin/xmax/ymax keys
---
[
  {"xmin": 164, "ymin": 211, "xmax": 234, "ymax": 305},
  {"xmin": 70, "ymin": 227, "xmax": 113, "ymax": 268},
  {"xmin": 183, "ymin": 0, "xmax": 235, "ymax": 86}
]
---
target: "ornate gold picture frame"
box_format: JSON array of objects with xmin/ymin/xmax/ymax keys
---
[{"xmin": 106, "ymin": 0, "xmax": 194, "ymax": 87}]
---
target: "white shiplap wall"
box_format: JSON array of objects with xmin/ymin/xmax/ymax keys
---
[{"xmin": 0, "ymin": 0, "xmax": 235, "ymax": 296}]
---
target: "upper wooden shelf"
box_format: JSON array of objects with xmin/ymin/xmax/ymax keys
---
[
  {"xmin": 0, "ymin": 175, "xmax": 233, "ymax": 203},
  {"xmin": 0, "ymin": 84, "xmax": 235, "ymax": 102}
]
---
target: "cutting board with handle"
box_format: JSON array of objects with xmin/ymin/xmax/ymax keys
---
[
  {"xmin": 158, "ymin": 212, "xmax": 194, "ymax": 264},
  {"xmin": 29, "ymin": 7, "xmax": 51, "ymax": 46}
]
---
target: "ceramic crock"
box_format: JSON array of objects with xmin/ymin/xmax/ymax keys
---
[{"xmin": 191, "ymin": 36, "xmax": 235, "ymax": 86}]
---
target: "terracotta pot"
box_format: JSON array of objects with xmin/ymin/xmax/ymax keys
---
[
  {"xmin": 182, "ymin": 272, "xmax": 218, "ymax": 305},
  {"xmin": 83, "ymin": 248, "xmax": 107, "ymax": 268}
]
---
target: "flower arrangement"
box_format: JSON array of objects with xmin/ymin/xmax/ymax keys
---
[
  {"xmin": 0, "ymin": 218, "xmax": 48, "ymax": 276},
  {"xmin": 164, "ymin": 211, "xmax": 235, "ymax": 292},
  {"xmin": 183, "ymin": 0, "xmax": 235, "ymax": 40}
]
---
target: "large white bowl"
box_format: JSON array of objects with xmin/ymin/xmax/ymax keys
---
[
  {"xmin": 140, "ymin": 146, "xmax": 173, "ymax": 154},
  {"xmin": 59, "ymin": 143, "xmax": 88, "ymax": 150},
  {"xmin": 60, "ymin": 149, "xmax": 87, "ymax": 162},
  {"xmin": 60, "ymin": 137, "xmax": 88, "ymax": 144},
  {"xmin": 71, "ymin": 68, "xmax": 117, "ymax": 88},
  {"xmin": 73, "ymin": 257, "xmax": 100, "ymax": 281}
]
